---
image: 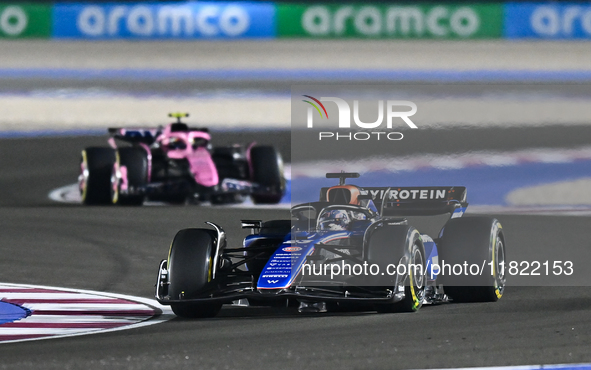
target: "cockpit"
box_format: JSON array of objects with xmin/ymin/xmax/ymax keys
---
[{"xmin": 291, "ymin": 202, "xmax": 376, "ymax": 232}]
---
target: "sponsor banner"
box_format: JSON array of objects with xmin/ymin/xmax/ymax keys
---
[
  {"xmin": 53, "ymin": 2, "xmax": 275, "ymax": 39},
  {"xmin": 0, "ymin": 4, "xmax": 51, "ymax": 38},
  {"xmin": 505, "ymin": 2, "xmax": 591, "ymax": 39},
  {"xmin": 277, "ymin": 3, "xmax": 502, "ymax": 38}
]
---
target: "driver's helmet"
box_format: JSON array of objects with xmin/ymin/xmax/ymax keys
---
[
  {"xmin": 167, "ymin": 137, "xmax": 186, "ymax": 150},
  {"xmin": 191, "ymin": 137, "xmax": 209, "ymax": 149},
  {"xmin": 318, "ymin": 209, "xmax": 350, "ymax": 231},
  {"xmin": 351, "ymin": 211, "xmax": 367, "ymax": 221}
]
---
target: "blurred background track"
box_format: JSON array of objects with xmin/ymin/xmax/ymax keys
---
[
  {"xmin": 2, "ymin": 40, "xmax": 591, "ymax": 130},
  {"xmin": 3, "ymin": 40, "xmax": 591, "ymax": 70}
]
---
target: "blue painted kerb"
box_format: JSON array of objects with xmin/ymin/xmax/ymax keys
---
[{"xmin": 0, "ymin": 301, "xmax": 30, "ymax": 325}]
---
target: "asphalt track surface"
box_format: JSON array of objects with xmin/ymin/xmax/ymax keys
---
[{"xmin": 1, "ymin": 127, "xmax": 591, "ymax": 370}]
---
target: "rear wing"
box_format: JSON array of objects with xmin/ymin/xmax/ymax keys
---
[
  {"xmin": 108, "ymin": 127, "xmax": 161, "ymax": 145},
  {"xmin": 319, "ymin": 186, "xmax": 467, "ymax": 216}
]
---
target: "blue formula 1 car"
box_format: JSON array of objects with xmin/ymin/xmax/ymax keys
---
[{"xmin": 155, "ymin": 172, "xmax": 506, "ymax": 318}]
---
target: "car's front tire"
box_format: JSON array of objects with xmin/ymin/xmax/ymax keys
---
[{"xmin": 79, "ymin": 147, "xmax": 115, "ymax": 205}]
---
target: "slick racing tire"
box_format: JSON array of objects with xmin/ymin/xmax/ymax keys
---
[
  {"xmin": 250, "ymin": 146, "xmax": 285, "ymax": 204},
  {"xmin": 79, "ymin": 147, "xmax": 115, "ymax": 205},
  {"xmin": 111, "ymin": 147, "xmax": 148, "ymax": 206},
  {"xmin": 438, "ymin": 217, "xmax": 506, "ymax": 303},
  {"xmin": 212, "ymin": 146, "xmax": 248, "ymax": 181},
  {"xmin": 168, "ymin": 228, "xmax": 222, "ymax": 318},
  {"xmin": 367, "ymin": 225, "xmax": 426, "ymax": 313}
]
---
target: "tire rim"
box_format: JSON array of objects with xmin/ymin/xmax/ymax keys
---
[
  {"xmin": 78, "ymin": 151, "xmax": 89, "ymax": 202},
  {"xmin": 410, "ymin": 244, "xmax": 426, "ymax": 302},
  {"xmin": 110, "ymin": 161, "xmax": 120, "ymax": 204},
  {"xmin": 495, "ymin": 236, "xmax": 506, "ymax": 295}
]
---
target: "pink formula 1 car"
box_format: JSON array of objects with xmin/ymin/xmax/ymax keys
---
[{"xmin": 78, "ymin": 113, "xmax": 285, "ymax": 206}]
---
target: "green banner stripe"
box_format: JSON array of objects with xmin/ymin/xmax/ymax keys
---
[
  {"xmin": 277, "ymin": 3, "xmax": 503, "ymax": 39},
  {"xmin": 0, "ymin": 4, "xmax": 51, "ymax": 38}
]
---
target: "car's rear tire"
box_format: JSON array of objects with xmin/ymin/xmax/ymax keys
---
[
  {"xmin": 212, "ymin": 146, "xmax": 248, "ymax": 180},
  {"xmin": 367, "ymin": 225, "xmax": 426, "ymax": 313},
  {"xmin": 250, "ymin": 146, "xmax": 285, "ymax": 204},
  {"xmin": 168, "ymin": 228, "xmax": 222, "ymax": 318},
  {"xmin": 79, "ymin": 147, "xmax": 115, "ymax": 205},
  {"xmin": 111, "ymin": 147, "xmax": 148, "ymax": 206},
  {"xmin": 438, "ymin": 217, "xmax": 506, "ymax": 303}
]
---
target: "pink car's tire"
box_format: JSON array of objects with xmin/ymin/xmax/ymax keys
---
[
  {"xmin": 250, "ymin": 146, "xmax": 285, "ymax": 204},
  {"xmin": 111, "ymin": 147, "xmax": 147, "ymax": 206},
  {"xmin": 79, "ymin": 147, "xmax": 115, "ymax": 205}
]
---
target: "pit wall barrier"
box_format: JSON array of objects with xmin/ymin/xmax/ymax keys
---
[{"xmin": 0, "ymin": 2, "xmax": 590, "ymax": 39}]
